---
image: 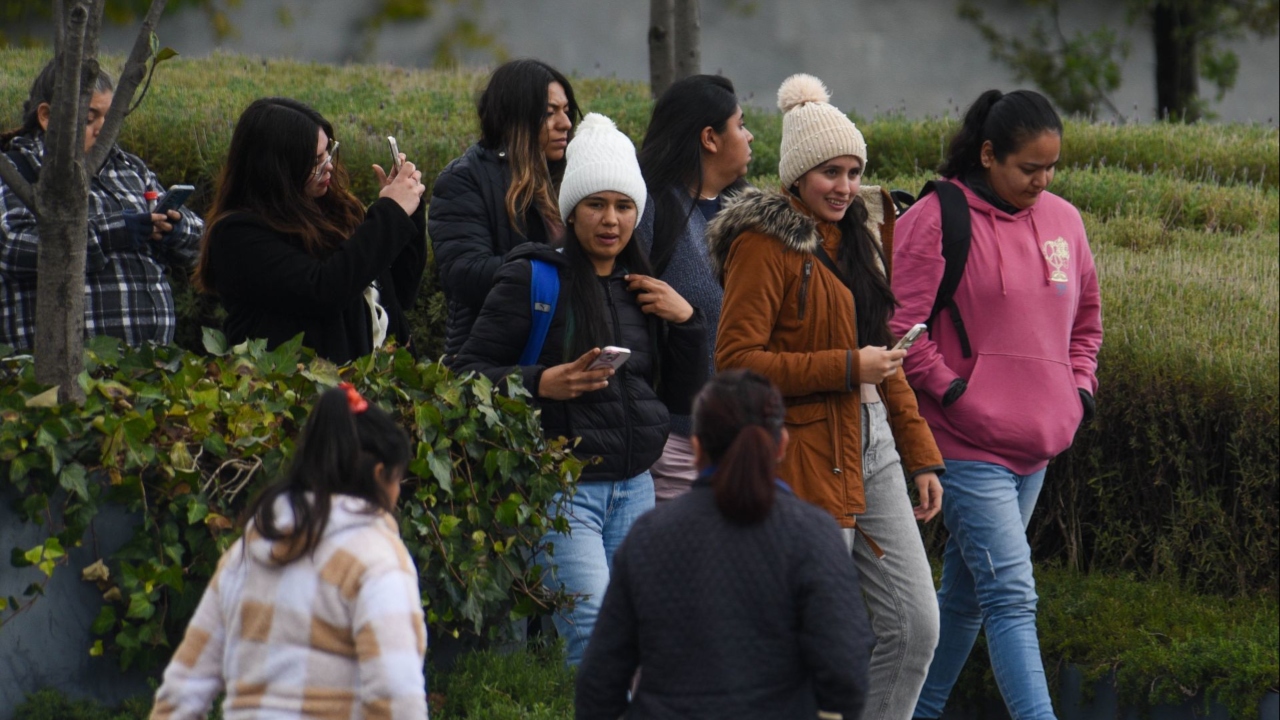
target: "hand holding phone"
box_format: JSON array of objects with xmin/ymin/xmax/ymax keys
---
[
  {"xmin": 386, "ymin": 136, "xmax": 403, "ymax": 171},
  {"xmin": 154, "ymin": 184, "xmax": 195, "ymax": 215},
  {"xmin": 893, "ymin": 323, "xmax": 928, "ymax": 352},
  {"xmin": 587, "ymin": 346, "xmax": 631, "ymax": 371}
]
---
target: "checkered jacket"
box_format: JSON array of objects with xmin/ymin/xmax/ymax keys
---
[
  {"xmin": 151, "ymin": 495, "xmax": 429, "ymax": 719},
  {"xmin": 0, "ymin": 133, "xmax": 202, "ymax": 350}
]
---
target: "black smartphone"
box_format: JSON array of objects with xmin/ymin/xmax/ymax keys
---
[{"xmin": 154, "ymin": 184, "xmax": 195, "ymax": 215}]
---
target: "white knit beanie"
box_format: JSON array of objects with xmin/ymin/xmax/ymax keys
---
[
  {"xmin": 777, "ymin": 74, "xmax": 867, "ymax": 188},
  {"xmin": 557, "ymin": 112, "xmax": 647, "ymax": 221}
]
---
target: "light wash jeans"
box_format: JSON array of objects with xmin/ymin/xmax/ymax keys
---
[
  {"xmin": 539, "ymin": 471, "xmax": 654, "ymax": 667},
  {"xmin": 842, "ymin": 402, "xmax": 940, "ymax": 720},
  {"xmin": 914, "ymin": 459, "xmax": 1054, "ymax": 720}
]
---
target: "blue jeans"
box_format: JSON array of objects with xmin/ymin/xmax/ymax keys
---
[
  {"xmin": 540, "ymin": 471, "xmax": 654, "ymax": 667},
  {"xmin": 914, "ymin": 460, "xmax": 1054, "ymax": 720}
]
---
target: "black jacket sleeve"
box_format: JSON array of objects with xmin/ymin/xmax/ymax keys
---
[
  {"xmin": 449, "ymin": 258, "xmax": 545, "ymax": 393},
  {"xmin": 388, "ymin": 199, "xmax": 428, "ymax": 310},
  {"xmin": 211, "ymin": 198, "xmax": 415, "ymax": 319},
  {"xmin": 428, "ymin": 159, "xmax": 506, "ymax": 311},
  {"xmin": 797, "ymin": 512, "xmax": 873, "ymax": 718},
  {"xmin": 657, "ymin": 308, "xmax": 708, "ymax": 415},
  {"xmin": 574, "ymin": 535, "xmax": 640, "ymax": 719}
]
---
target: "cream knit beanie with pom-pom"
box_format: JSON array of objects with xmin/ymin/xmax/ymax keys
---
[{"xmin": 777, "ymin": 73, "xmax": 867, "ymax": 188}]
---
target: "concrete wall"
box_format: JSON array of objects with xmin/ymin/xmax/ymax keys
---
[
  {"xmin": 65, "ymin": 0, "xmax": 1280, "ymax": 124},
  {"xmin": 0, "ymin": 488, "xmax": 153, "ymax": 718}
]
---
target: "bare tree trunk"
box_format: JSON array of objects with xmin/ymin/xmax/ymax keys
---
[
  {"xmin": 1152, "ymin": 2, "xmax": 1200, "ymax": 121},
  {"xmin": 673, "ymin": 0, "xmax": 701, "ymax": 80},
  {"xmin": 649, "ymin": 0, "xmax": 675, "ymax": 98},
  {"xmin": 23, "ymin": 0, "xmax": 170, "ymax": 403},
  {"xmin": 33, "ymin": 0, "xmax": 94, "ymax": 403}
]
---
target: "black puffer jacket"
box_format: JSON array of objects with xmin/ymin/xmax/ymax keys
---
[
  {"xmin": 428, "ymin": 143, "xmax": 554, "ymax": 358},
  {"xmin": 450, "ymin": 243, "xmax": 707, "ymax": 482}
]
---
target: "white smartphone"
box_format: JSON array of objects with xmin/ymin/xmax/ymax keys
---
[
  {"xmin": 588, "ymin": 346, "xmax": 631, "ymax": 371},
  {"xmin": 386, "ymin": 136, "xmax": 403, "ymax": 170},
  {"xmin": 893, "ymin": 323, "xmax": 928, "ymax": 352}
]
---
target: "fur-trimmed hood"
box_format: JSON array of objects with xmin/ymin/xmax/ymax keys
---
[{"xmin": 705, "ymin": 185, "xmax": 888, "ymax": 284}]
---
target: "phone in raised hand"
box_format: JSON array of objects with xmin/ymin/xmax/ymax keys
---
[
  {"xmin": 386, "ymin": 136, "xmax": 403, "ymax": 171},
  {"xmin": 893, "ymin": 323, "xmax": 928, "ymax": 352},
  {"xmin": 154, "ymin": 184, "xmax": 195, "ymax": 215},
  {"xmin": 588, "ymin": 346, "xmax": 631, "ymax": 371}
]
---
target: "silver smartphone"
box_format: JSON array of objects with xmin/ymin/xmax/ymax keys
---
[
  {"xmin": 386, "ymin": 136, "xmax": 403, "ymax": 170},
  {"xmin": 588, "ymin": 346, "xmax": 632, "ymax": 371},
  {"xmin": 893, "ymin": 323, "xmax": 928, "ymax": 351}
]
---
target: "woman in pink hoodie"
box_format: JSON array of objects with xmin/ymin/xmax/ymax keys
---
[{"xmin": 891, "ymin": 90, "xmax": 1102, "ymax": 720}]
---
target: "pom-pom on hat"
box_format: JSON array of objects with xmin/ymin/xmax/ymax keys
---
[
  {"xmin": 776, "ymin": 73, "xmax": 867, "ymax": 188},
  {"xmin": 558, "ymin": 112, "xmax": 647, "ymax": 221}
]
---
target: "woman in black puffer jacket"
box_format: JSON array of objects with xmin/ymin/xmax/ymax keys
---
[
  {"xmin": 451, "ymin": 113, "xmax": 706, "ymax": 667},
  {"xmin": 429, "ymin": 59, "xmax": 580, "ymax": 358}
]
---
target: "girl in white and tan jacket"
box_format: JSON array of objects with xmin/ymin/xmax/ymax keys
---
[{"xmin": 151, "ymin": 385, "xmax": 427, "ymax": 719}]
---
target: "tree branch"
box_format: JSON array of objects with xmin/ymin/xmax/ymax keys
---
[
  {"xmin": 44, "ymin": 2, "xmax": 90, "ymax": 188},
  {"xmin": 87, "ymin": 0, "xmax": 168, "ymax": 174},
  {"xmin": 0, "ymin": 158, "xmax": 36, "ymax": 213},
  {"xmin": 53, "ymin": 0, "xmax": 68, "ymax": 55}
]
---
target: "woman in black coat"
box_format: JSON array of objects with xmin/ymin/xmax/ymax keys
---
[
  {"xmin": 428, "ymin": 59, "xmax": 580, "ymax": 358},
  {"xmin": 451, "ymin": 113, "xmax": 706, "ymax": 668},
  {"xmin": 575, "ymin": 370, "xmax": 873, "ymax": 720},
  {"xmin": 195, "ymin": 97, "xmax": 427, "ymax": 364}
]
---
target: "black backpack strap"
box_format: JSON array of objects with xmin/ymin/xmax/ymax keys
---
[
  {"xmin": 4, "ymin": 149, "xmax": 39, "ymax": 185},
  {"xmin": 921, "ymin": 180, "xmax": 974, "ymax": 358},
  {"xmin": 812, "ymin": 245, "xmax": 849, "ymax": 288}
]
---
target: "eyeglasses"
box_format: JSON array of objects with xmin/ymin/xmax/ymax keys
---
[{"xmin": 311, "ymin": 140, "xmax": 339, "ymax": 179}]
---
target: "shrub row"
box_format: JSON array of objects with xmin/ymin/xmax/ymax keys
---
[
  {"xmin": 0, "ymin": 335, "xmax": 578, "ymax": 669},
  {"xmin": 1, "ymin": 50, "xmax": 1275, "ymax": 594}
]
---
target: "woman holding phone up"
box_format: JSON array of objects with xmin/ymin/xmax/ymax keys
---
[
  {"xmin": 451, "ymin": 113, "xmax": 705, "ymax": 667},
  {"xmin": 710, "ymin": 75, "xmax": 944, "ymax": 720},
  {"xmin": 195, "ymin": 97, "xmax": 427, "ymax": 364}
]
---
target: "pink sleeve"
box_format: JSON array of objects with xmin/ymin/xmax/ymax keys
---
[
  {"xmin": 890, "ymin": 196, "xmax": 961, "ymax": 401},
  {"xmin": 1069, "ymin": 235, "xmax": 1102, "ymax": 394}
]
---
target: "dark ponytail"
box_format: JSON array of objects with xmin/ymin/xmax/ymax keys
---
[
  {"xmin": 242, "ymin": 386, "xmax": 411, "ymax": 560},
  {"xmin": 692, "ymin": 370, "xmax": 786, "ymax": 525},
  {"xmin": 939, "ymin": 89, "xmax": 1063, "ymax": 179}
]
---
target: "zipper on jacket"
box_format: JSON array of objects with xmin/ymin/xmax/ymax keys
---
[
  {"xmin": 798, "ymin": 259, "xmax": 812, "ymax": 320},
  {"xmin": 604, "ymin": 278, "xmax": 635, "ymax": 475}
]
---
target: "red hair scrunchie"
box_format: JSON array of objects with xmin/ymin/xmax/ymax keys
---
[{"xmin": 338, "ymin": 382, "xmax": 369, "ymax": 414}]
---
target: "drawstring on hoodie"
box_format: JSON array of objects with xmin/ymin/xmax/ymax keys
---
[
  {"xmin": 987, "ymin": 212, "xmax": 1008, "ymax": 296},
  {"xmin": 1029, "ymin": 212, "xmax": 1052, "ymax": 285}
]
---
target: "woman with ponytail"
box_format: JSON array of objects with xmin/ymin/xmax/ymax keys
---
[
  {"xmin": 710, "ymin": 74, "xmax": 945, "ymax": 720},
  {"xmin": 151, "ymin": 386, "xmax": 427, "ymax": 719},
  {"xmin": 575, "ymin": 370, "xmax": 873, "ymax": 720},
  {"xmin": 892, "ymin": 90, "xmax": 1102, "ymax": 720}
]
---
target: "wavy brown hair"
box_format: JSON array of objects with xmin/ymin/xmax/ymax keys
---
[
  {"xmin": 194, "ymin": 97, "xmax": 365, "ymax": 294},
  {"xmin": 477, "ymin": 60, "xmax": 579, "ymax": 235}
]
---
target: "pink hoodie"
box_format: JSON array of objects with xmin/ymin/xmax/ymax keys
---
[{"xmin": 890, "ymin": 179, "xmax": 1102, "ymax": 475}]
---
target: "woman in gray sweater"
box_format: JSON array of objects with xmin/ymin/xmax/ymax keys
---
[{"xmin": 575, "ymin": 370, "xmax": 873, "ymax": 720}]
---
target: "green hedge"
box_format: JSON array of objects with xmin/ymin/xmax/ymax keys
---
[
  {"xmin": 1, "ymin": 49, "xmax": 1276, "ymax": 595},
  {"xmin": 0, "ymin": 335, "xmax": 579, "ymax": 669}
]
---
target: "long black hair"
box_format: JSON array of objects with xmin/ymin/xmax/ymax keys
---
[
  {"xmin": 939, "ymin": 89, "xmax": 1063, "ymax": 179},
  {"xmin": 560, "ymin": 202, "xmax": 653, "ymax": 359},
  {"xmin": 693, "ymin": 370, "xmax": 786, "ymax": 525},
  {"xmin": 638, "ymin": 74, "xmax": 745, "ymax": 274},
  {"xmin": 477, "ymin": 59, "xmax": 581, "ymax": 234},
  {"xmin": 242, "ymin": 386, "xmax": 411, "ymax": 561},
  {"xmin": 0, "ymin": 59, "xmax": 114, "ymax": 150},
  {"xmin": 837, "ymin": 197, "xmax": 897, "ymax": 349},
  {"xmin": 195, "ymin": 97, "xmax": 365, "ymax": 294}
]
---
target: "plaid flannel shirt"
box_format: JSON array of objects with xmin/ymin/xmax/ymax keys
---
[{"xmin": 0, "ymin": 133, "xmax": 202, "ymax": 350}]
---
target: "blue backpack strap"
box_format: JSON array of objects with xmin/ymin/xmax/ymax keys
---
[{"xmin": 518, "ymin": 258, "xmax": 560, "ymax": 365}]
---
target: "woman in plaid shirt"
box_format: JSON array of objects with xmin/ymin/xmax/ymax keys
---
[{"xmin": 0, "ymin": 60, "xmax": 203, "ymax": 350}]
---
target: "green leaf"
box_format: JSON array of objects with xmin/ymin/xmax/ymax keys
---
[
  {"xmin": 59, "ymin": 463, "xmax": 90, "ymax": 501},
  {"xmin": 126, "ymin": 591, "xmax": 155, "ymax": 620},
  {"xmin": 186, "ymin": 497, "xmax": 209, "ymax": 525},
  {"xmin": 91, "ymin": 605, "xmax": 117, "ymax": 635},
  {"xmin": 89, "ymin": 639, "xmax": 104, "ymax": 657},
  {"xmin": 154, "ymin": 47, "xmax": 180, "ymax": 63},
  {"xmin": 24, "ymin": 386, "xmax": 59, "ymax": 408},
  {"xmin": 495, "ymin": 498, "xmax": 519, "ymax": 526},
  {"xmin": 427, "ymin": 451, "xmax": 453, "ymax": 494},
  {"xmin": 438, "ymin": 515, "xmax": 461, "ymax": 537},
  {"xmin": 202, "ymin": 327, "xmax": 229, "ymax": 356}
]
